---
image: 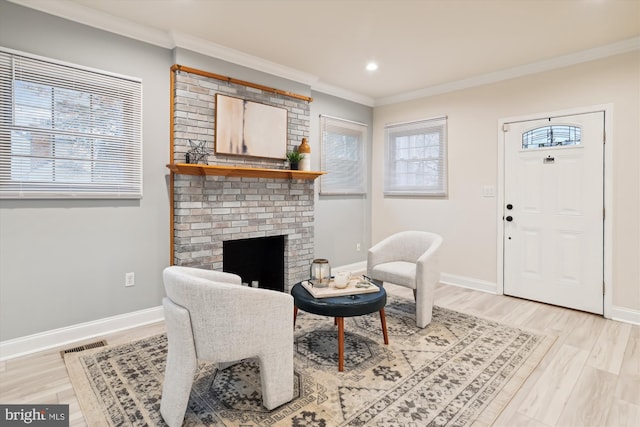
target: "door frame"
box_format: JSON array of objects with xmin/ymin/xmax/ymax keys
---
[{"xmin": 497, "ymin": 104, "xmax": 613, "ymax": 319}]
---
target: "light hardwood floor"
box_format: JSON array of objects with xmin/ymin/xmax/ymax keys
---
[{"xmin": 1, "ymin": 283, "xmax": 638, "ymax": 426}]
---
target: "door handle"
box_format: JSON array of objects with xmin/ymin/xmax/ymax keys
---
[{"xmin": 505, "ymin": 216, "xmax": 513, "ymax": 222}]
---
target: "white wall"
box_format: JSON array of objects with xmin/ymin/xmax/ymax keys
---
[{"xmin": 372, "ymin": 52, "xmax": 640, "ymax": 311}]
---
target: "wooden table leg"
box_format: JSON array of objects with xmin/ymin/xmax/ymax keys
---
[
  {"xmin": 379, "ymin": 308, "xmax": 389, "ymax": 345},
  {"xmin": 293, "ymin": 306, "xmax": 298, "ymax": 327},
  {"xmin": 337, "ymin": 317, "xmax": 344, "ymax": 372}
]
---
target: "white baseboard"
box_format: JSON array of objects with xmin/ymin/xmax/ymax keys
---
[
  {"xmin": 338, "ymin": 264, "xmax": 640, "ymax": 328},
  {"xmin": 4, "ymin": 271, "xmax": 636, "ymax": 362},
  {"xmin": 336, "ymin": 263, "xmax": 498, "ymax": 294},
  {"xmin": 440, "ymin": 274, "xmax": 640, "ymax": 326},
  {"xmin": 333, "ymin": 261, "xmax": 367, "ymax": 275},
  {"xmin": 325, "ymin": 266, "xmax": 640, "ymax": 326},
  {"xmin": 440, "ymin": 273, "xmax": 498, "ymax": 294},
  {"xmin": 610, "ymin": 305, "xmax": 640, "ymax": 326},
  {"xmin": 0, "ymin": 306, "xmax": 164, "ymax": 362}
]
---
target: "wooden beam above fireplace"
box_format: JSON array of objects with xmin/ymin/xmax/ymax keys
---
[{"xmin": 166, "ymin": 163, "xmax": 325, "ymax": 180}]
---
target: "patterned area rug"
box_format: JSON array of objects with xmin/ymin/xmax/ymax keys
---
[{"xmin": 64, "ymin": 297, "xmax": 554, "ymax": 426}]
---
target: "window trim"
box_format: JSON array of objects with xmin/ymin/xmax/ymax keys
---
[
  {"xmin": 384, "ymin": 116, "xmax": 448, "ymax": 197},
  {"xmin": 0, "ymin": 47, "xmax": 143, "ymax": 199},
  {"xmin": 319, "ymin": 114, "xmax": 367, "ymax": 196}
]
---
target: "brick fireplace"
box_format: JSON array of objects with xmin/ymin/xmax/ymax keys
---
[{"xmin": 169, "ymin": 65, "xmax": 315, "ymax": 291}]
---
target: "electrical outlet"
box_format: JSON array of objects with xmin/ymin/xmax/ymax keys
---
[
  {"xmin": 125, "ymin": 272, "xmax": 135, "ymax": 287},
  {"xmin": 356, "ymin": 243, "xmax": 361, "ymax": 252}
]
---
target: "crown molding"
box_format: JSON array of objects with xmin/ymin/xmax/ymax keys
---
[
  {"xmin": 8, "ymin": 0, "xmax": 325, "ymax": 95},
  {"xmin": 8, "ymin": 0, "xmax": 173, "ymax": 47},
  {"xmin": 168, "ymin": 31, "xmax": 319, "ymax": 87},
  {"xmin": 375, "ymin": 36, "xmax": 640, "ymax": 106},
  {"xmin": 9, "ymin": 1, "xmax": 640, "ymax": 108},
  {"xmin": 311, "ymin": 81, "xmax": 375, "ymax": 107}
]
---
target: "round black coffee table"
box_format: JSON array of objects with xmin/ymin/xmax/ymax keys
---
[{"xmin": 291, "ymin": 281, "xmax": 389, "ymax": 371}]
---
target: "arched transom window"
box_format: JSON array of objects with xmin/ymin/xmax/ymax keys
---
[{"xmin": 522, "ymin": 125, "xmax": 581, "ymax": 149}]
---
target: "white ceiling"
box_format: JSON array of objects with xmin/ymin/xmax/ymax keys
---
[{"xmin": 11, "ymin": 0, "xmax": 640, "ymax": 105}]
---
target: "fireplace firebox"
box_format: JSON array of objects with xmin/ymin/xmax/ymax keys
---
[{"xmin": 223, "ymin": 235, "xmax": 285, "ymax": 292}]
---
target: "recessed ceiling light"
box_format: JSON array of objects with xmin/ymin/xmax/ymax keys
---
[{"xmin": 366, "ymin": 62, "xmax": 378, "ymax": 71}]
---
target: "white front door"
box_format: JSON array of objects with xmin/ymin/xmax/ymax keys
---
[{"xmin": 503, "ymin": 112, "xmax": 604, "ymax": 314}]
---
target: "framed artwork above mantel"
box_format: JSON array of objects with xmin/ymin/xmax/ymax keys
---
[{"xmin": 215, "ymin": 94, "xmax": 288, "ymax": 160}]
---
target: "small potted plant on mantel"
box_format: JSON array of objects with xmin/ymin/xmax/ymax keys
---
[{"xmin": 286, "ymin": 150, "xmax": 305, "ymax": 170}]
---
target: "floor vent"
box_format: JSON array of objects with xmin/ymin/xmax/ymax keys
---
[{"xmin": 60, "ymin": 340, "xmax": 107, "ymax": 358}]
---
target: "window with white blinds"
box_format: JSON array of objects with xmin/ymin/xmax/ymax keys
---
[
  {"xmin": 384, "ymin": 117, "xmax": 448, "ymax": 196},
  {"xmin": 320, "ymin": 115, "xmax": 367, "ymax": 195},
  {"xmin": 0, "ymin": 48, "xmax": 142, "ymax": 199}
]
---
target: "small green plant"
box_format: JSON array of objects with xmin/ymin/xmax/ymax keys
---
[{"xmin": 286, "ymin": 151, "xmax": 305, "ymax": 162}]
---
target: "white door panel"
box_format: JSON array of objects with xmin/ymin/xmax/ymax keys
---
[
  {"xmin": 504, "ymin": 112, "xmax": 604, "ymax": 314},
  {"xmin": 521, "ymin": 228, "xmax": 542, "ymax": 277},
  {"xmin": 556, "ymin": 230, "xmax": 581, "ymax": 282},
  {"xmin": 522, "ymin": 159, "xmax": 542, "ymax": 212}
]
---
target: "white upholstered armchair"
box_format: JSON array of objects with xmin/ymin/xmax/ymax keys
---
[
  {"xmin": 160, "ymin": 266, "xmax": 294, "ymax": 427},
  {"xmin": 367, "ymin": 231, "xmax": 442, "ymax": 328}
]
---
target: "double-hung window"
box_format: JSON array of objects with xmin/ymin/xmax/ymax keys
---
[
  {"xmin": 0, "ymin": 48, "xmax": 142, "ymax": 199},
  {"xmin": 384, "ymin": 116, "xmax": 448, "ymax": 196},
  {"xmin": 320, "ymin": 115, "xmax": 367, "ymax": 195}
]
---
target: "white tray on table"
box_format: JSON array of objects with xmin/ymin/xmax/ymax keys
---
[{"xmin": 300, "ymin": 277, "xmax": 380, "ymax": 299}]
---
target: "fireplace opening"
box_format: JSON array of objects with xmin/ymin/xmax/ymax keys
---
[{"xmin": 223, "ymin": 235, "xmax": 285, "ymax": 292}]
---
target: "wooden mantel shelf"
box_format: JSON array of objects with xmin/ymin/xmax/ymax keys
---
[{"xmin": 167, "ymin": 163, "xmax": 325, "ymax": 180}]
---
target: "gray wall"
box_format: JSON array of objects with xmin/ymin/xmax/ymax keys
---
[
  {"xmin": 310, "ymin": 92, "xmax": 373, "ymax": 267},
  {"xmin": 0, "ymin": 1, "xmax": 171, "ymax": 340},
  {"xmin": 0, "ymin": 1, "xmax": 372, "ymax": 341}
]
